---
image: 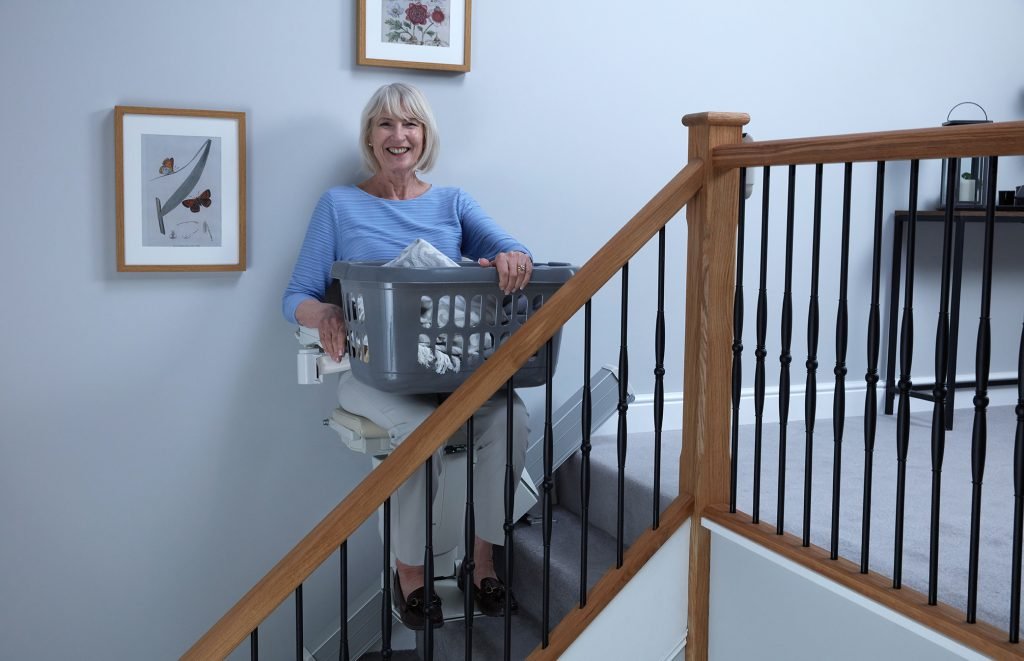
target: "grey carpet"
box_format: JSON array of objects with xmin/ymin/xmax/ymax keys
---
[
  {"xmin": 555, "ymin": 429, "xmax": 678, "ymax": 546},
  {"xmin": 409, "ymin": 607, "xmax": 547, "ymax": 660},
  {"xmin": 511, "ymin": 503, "xmax": 619, "ymax": 628},
  {"xmin": 561, "ymin": 404, "xmax": 1023, "ymax": 637}
]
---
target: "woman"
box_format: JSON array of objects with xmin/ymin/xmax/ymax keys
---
[{"xmin": 282, "ymin": 82, "xmax": 533, "ymax": 630}]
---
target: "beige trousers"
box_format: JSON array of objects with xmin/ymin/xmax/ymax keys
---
[{"xmin": 336, "ymin": 371, "xmax": 529, "ymax": 564}]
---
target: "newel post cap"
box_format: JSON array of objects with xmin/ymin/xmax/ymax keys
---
[{"xmin": 681, "ymin": 112, "xmax": 750, "ymax": 127}]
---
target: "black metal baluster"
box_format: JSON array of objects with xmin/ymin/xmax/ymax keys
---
[
  {"xmin": 251, "ymin": 628, "xmax": 258, "ymax": 661},
  {"xmin": 580, "ymin": 301, "xmax": 593, "ymax": 606},
  {"xmin": 861, "ymin": 161, "xmax": 885, "ymax": 573},
  {"xmin": 944, "ymin": 208, "xmax": 967, "ymax": 432},
  {"xmin": 423, "ymin": 456, "xmax": 435, "ymax": 660},
  {"xmin": 730, "ymin": 168, "xmax": 747, "ymax": 514},
  {"xmin": 777, "ymin": 165, "xmax": 796, "ymax": 535},
  {"xmin": 503, "ymin": 378, "xmax": 515, "ymax": 661},
  {"xmin": 830, "ymin": 162, "xmax": 853, "ymax": 560},
  {"xmin": 463, "ymin": 416, "xmax": 475, "ymax": 658},
  {"xmin": 381, "ymin": 498, "xmax": 393, "ymax": 660},
  {"xmin": 542, "ymin": 338, "xmax": 555, "ymax": 647},
  {"xmin": 880, "ymin": 214, "xmax": 905, "ymax": 417},
  {"xmin": 295, "ymin": 585, "xmax": 304, "ymax": 661},
  {"xmin": 1010, "ymin": 321, "xmax": 1024, "ymax": 642},
  {"xmin": 884, "ymin": 218, "xmax": 905, "ymax": 418},
  {"xmin": 967, "ymin": 157, "xmax": 999, "ymax": 621},
  {"xmin": 616, "ymin": 263, "xmax": 630, "ymax": 567},
  {"xmin": 894, "ymin": 160, "xmax": 921, "ymax": 589},
  {"xmin": 753, "ymin": 166, "xmax": 771, "ymax": 524},
  {"xmin": 653, "ymin": 228, "xmax": 666, "ymax": 529},
  {"xmin": 803, "ymin": 164, "xmax": 823, "ymax": 547},
  {"xmin": 927, "ymin": 159, "xmax": 959, "ymax": 605},
  {"xmin": 340, "ymin": 542, "xmax": 349, "ymax": 661}
]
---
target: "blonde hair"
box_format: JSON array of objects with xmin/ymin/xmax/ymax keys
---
[{"xmin": 359, "ymin": 83, "xmax": 440, "ymax": 174}]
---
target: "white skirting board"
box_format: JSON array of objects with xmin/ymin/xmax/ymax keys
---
[{"xmin": 595, "ymin": 371, "xmax": 1019, "ymax": 436}]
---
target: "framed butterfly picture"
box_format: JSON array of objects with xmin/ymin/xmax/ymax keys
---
[
  {"xmin": 115, "ymin": 106, "xmax": 246, "ymax": 271},
  {"xmin": 358, "ymin": 0, "xmax": 471, "ymax": 72}
]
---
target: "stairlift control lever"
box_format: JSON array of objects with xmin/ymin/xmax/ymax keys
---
[{"xmin": 296, "ymin": 326, "xmax": 349, "ymax": 385}]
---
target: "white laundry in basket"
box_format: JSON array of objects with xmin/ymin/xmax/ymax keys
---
[{"xmin": 384, "ymin": 239, "xmax": 472, "ymax": 375}]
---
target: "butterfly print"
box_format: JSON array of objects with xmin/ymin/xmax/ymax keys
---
[
  {"xmin": 159, "ymin": 158, "xmax": 174, "ymax": 175},
  {"xmin": 182, "ymin": 189, "xmax": 212, "ymax": 213}
]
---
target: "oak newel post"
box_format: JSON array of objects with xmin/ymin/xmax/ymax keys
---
[{"xmin": 680, "ymin": 112, "xmax": 748, "ymax": 660}]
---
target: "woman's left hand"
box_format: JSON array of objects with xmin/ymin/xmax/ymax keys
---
[{"xmin": 479, "ymin": 251, "xmax": 533, "ymax": 294}]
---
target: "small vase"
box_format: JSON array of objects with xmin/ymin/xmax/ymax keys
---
[{"xmin": 959, "ymin": 179, "xmax": 976, "ymax": 204}]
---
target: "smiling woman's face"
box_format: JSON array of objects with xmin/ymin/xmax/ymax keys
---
[{"xmin": 369, "ymin": 113, "xmax": 424, "ymax": 178}]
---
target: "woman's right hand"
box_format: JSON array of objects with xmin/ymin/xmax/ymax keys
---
[{"xmin": 296, "ymin": 300, "xmax": 347, "ymax": 361}]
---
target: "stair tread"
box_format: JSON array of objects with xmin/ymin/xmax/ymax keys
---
[
  {"xmin": 511, "ymin": 504, "xmax": 622, "ymax": 630},
  {"xmin": 385, "ymin": 595, "xmax": 554, "ymax": 660},
  {"xmin": 388, "ymin": 506, "xmax": 620, "ymax": 660},
  {"xmin": 357, "ymin": 429, "xmax": 676, "ymax": 661},
  {"xmin": 556, "ymin": 429, "xmax": 683, "ymax": 543}
]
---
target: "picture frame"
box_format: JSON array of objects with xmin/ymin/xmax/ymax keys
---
[
  {"xmin": 115, "ymin": 106, "xmax": 246, "ymax": 272},
  {"xmin": 358, "ymin": 0, "xmax": 471, "ymax": 73}
]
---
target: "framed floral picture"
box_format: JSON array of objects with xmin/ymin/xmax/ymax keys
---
[
  {"xmin": 115, "ymin": 106, "xmax": 246, "ymax": 272},
  {"xmin": 358, "ymin": 0, "xmax": 471, "ymax": 73}
]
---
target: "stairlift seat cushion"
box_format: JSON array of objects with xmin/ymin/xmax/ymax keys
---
[{"xmin": 329, "ymin": 405, "xmax": 471, "ymax": 454}]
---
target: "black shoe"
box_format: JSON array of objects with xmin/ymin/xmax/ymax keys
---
[
  {"xmin": 393, "ymin": 570, "xmax": 443, "ymax": 631},
  {"xmin": 457, "ymin": 563, "xmax": 518, "ymax": 617}
]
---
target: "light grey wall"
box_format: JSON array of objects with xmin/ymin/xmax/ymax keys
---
[{"xmin": 1, "ymin": 1, "xmax": 1022, "ymax": 659}]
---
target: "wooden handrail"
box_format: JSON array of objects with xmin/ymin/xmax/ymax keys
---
[
  {"xmin": 712, "ymin": 120, "xmax": 1024, "ymax": 168},
  {"xmin": 527, "ymin": 493, "xmax": 695, "ymax": 660},
  {"xmin": 182, "ymin": 159, "xmax": 706, "ymax": 660}
]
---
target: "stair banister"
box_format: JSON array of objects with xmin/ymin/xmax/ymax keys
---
[
  {"xmin": 708, "ymin": 118, "xmax": 1024, "ymax": 658},
  {"xmin": 187, "ymin": 115, "xmax": 1024, "ymax": 661}
]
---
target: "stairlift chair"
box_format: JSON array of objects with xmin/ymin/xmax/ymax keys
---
[{"xmin": 297, "ymin": 327, "xmax": 538, "ymax": 622}]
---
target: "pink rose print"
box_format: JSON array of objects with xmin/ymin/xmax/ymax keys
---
[{"xmin": 405, "ymin": 2, "xmax": 428, "ymax": 25}]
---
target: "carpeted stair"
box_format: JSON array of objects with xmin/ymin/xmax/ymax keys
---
[{"xmin": 363, "ymin": 426, "xmax": 668, "ymax": 660}]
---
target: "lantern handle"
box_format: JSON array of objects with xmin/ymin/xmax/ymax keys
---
[{"xmin": 946, "ymin": 101, "xmax": 988, "ymax": 123}]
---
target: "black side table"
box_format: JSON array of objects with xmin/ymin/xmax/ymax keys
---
[{"xmin": 883, "ymin": 208, "xmax": 1024, "ymax": 429}]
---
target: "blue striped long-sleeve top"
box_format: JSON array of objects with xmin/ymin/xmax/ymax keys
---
[{"xmin": 282, "ymin": 185, "xmax": 531, "ymax": 324}]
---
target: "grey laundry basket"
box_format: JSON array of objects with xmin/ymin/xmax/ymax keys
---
[{"xmin": 331, "ymin": 261, "xmax": 577, "ymax": 394}]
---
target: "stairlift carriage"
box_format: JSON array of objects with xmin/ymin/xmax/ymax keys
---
[
  {"xmin": 295, "ymin": 260, "xmax": 582, "ymax": 624},
  {"xmin": 297, "ymin": 324, "xmax": 539, "ymax": 590}
]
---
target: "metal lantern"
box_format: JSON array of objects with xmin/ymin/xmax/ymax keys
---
[{"xmin": 938, "ymin": 102, "xmax": 991, "ymax": 209}]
